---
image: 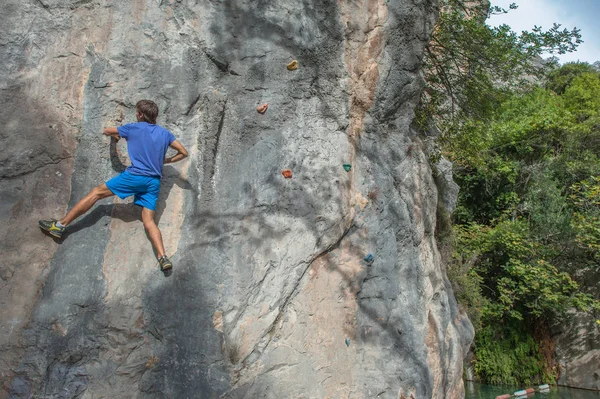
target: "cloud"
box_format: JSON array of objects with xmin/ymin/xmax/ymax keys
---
[{"xmin": 489, "ymin": 0, "xmax": 599, "ymax": 64}]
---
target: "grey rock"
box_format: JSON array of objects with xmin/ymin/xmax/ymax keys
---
[
  {"xmin": 434, "ymin": 158, "xmax": 460, "ymax": 215},
  {"xmin": 0, "ymin": 0, "xmax": 474, "ymax": 398},
  {"xmin": 553, "ymin": 310, "xmax": 600, "ymax": 390},
  {"xmin": 552, "ymin": 259, "xmax": 600, "ymax": 390}
]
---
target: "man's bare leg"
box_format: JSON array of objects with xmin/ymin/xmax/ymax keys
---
[
  {"xmin": 141, "ymin": 207, "xmax": 166, "ymax": 259},
  {"xmin": 60, "ymin": 184, "xmax": 114, "ymax": 226}
]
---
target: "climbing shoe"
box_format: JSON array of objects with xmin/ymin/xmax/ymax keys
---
[
  {"xmin": 158, "ymin": 255, "xmax": 173, "ymax": 272},
  {"xmin": 38, "ymin": 219, "xmax": 65, "ymax": 239}
]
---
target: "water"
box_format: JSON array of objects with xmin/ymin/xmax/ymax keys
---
[{"xmin": 465, "ymin": 381, "xmax": 600, "ymax": 399}]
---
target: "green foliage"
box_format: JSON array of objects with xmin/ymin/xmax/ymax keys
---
[
  {"xmin": 425, "ymin": 3, "xmax": 599, "ymax": 384},
  {"xmin": 420, "ymin": 0, "xmax": 581, "ymax": 134},
  {"xmin": 523, "ymin": 169, "xmax": 571, "ymax": 241},
  {"xmin": 562, "ymin": 72, "xmax": 600, "ymax": 124},
  {"xmin": 454, "ymin": 221, "xmax": 593, "ymax": 321},
  {"xmin": 448, "ymin": 67, "xmax": 600, "ymax": 383},
  {"xmin": 570, "ymin": 177, "xmax": 600, "ymax": 266},
  {"xmin": 546, "ymin": 62, "xmax": 599, "ymax": 94},
  {"xmin": 448, "ymin": 243, "xmax": 487, "ymax": 330},
  {"xmin": 473, "ymin": 324, "xmax": 548, "ymax": 386},
  {"xmin": 453, "ymin": 217, "xmax": 597, "ymax": 385}
]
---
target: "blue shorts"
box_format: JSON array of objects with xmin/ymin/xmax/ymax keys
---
[{"xmin": 106, "ymin": 171, "xmax": 161, "ymax": 211}]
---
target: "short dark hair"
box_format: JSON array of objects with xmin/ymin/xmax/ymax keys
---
[{"xmin": 136, "ymin": 100, "xmax": 159, "ymax": 124}]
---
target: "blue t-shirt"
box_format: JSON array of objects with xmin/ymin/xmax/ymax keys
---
[{"xmin": 117, "ymin": 122, "xmax": 176, "ymax": 177}]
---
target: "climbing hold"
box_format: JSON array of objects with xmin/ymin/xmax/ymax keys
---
[
  {"xmin": 364, "ymin": 253, "xmax": 374, "ymax": 263},
  {"xmin": 343, "ymin": 163, "xmax": 352, "ymax": 172},
  {"xmin": 345, "ymin": 338, "xmax": 350, "ymax": 347},
  {"xmin": 282, "ymin": 169, "xmax": 293, "ymax": 178},
  {"xmin": 287, "ymin": 60, "xmax": 298, "ymax": 71},
  {"xmin": 256, "ymin": 103, "xmax": 268, "ymax": 114}
]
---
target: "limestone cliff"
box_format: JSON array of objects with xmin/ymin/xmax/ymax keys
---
[
  {"xmin": 553, "ymin": 272, "xmax": 600, "ymax": 391},
  {"xmin": 0, "ymin": 1, "xmax": 473, "ymax": 398},
  {"xmin": 553, "ymin": 311, "xmax": 600, "ymax": 391}
]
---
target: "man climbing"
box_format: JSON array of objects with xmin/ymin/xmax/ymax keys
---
[{"xmin": 39, "ymin": 99, "xmax": 188, "ymax": 272}]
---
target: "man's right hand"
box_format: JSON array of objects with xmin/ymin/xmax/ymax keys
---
[
  {"xmin": 165, "ymin": 140, "xmax": 189, "ymax": 164},
  {"xmin": 103, "ymin": 127, "xmax": 120, "ymax": 140}
]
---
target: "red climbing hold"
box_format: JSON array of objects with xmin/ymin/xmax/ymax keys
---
[
  {"xmin": 282, "ymin": 169, "xmax": 292, "ymax": 178},
  {"xmin": 257, "ymin": 103, "xmax": 268, "ymax": 114}
]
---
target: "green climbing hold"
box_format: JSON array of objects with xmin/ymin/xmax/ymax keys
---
[
  {"xmin": 343, "ymin": 164, "xmax": 352, "ymax": 172},
  {"xmin": 345, "ymin": 338, "xmax": 351, "ymax": 347}
]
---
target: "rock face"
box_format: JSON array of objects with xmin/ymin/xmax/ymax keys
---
[
  {"xmin": 0, "ymin": 1, "xmax": 473, "ymax": 398},
  {"xmin": 554, "ymin": 311, "xmax": 600, "ymax": 391},
  {"xmin": 553, "ymin": 262, "xmax": 600, "ymax": 392}
]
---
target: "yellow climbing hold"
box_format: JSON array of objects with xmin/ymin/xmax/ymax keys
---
[{"xmin": 287, "ymin": 60, "xmax": 298, "ymax": 71}]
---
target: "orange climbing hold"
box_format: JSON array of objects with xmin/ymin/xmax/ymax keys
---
[
  {"xmin": 256, "ymin": 104, "xmax": 268, "ymax": 114},
  {"xmin": 287, "ymin": 60, "xmax": 298, "ymax": 71},
  {"xmin": 282, "ymin": 169, "xmax": 292, "ymax": 178}
]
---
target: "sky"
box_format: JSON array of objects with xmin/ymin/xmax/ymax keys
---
[{"xmin": 488, "ymin": 0, "xmax": 600, "ymax": 64}]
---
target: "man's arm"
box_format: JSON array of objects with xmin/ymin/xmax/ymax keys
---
[
  {"xmin": 103, "ymin": 127, "xmax": 121, "ymax": 140},
  {"xmin": 164, "ymin": 140, "xmax": 189, "ymax": 164}
]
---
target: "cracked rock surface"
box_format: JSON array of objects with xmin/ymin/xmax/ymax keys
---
[
  {"xmin": 553, "ymin": 305, "xmax": 600, "ymax": 390},
  {"xmin": 0, "ymin": 0, "xmax": 473, "ymax": 398}
]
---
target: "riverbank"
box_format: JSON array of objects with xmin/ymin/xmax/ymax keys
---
[{"xmin": 465, "ymin": 381, "xmax": 600, "ymax": 399}]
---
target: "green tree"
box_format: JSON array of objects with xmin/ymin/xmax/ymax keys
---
[
  {"xmin": 419, "ymin": 0, "xmax": 581, "ymax": 134},
  {"xmin": 546, "ymin": 61, "xmax": 599, "ymax": 94},
  {"xmin": 423, "ymin": 1, "xmax": 599, "ymax": 386},
  {"xmin": 562, "ymin": 72, "xmax": 600, "ymax": 122},
  {"xmin": 570, "ymin": 177, "xmax": 600, "ymax": 267}
]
